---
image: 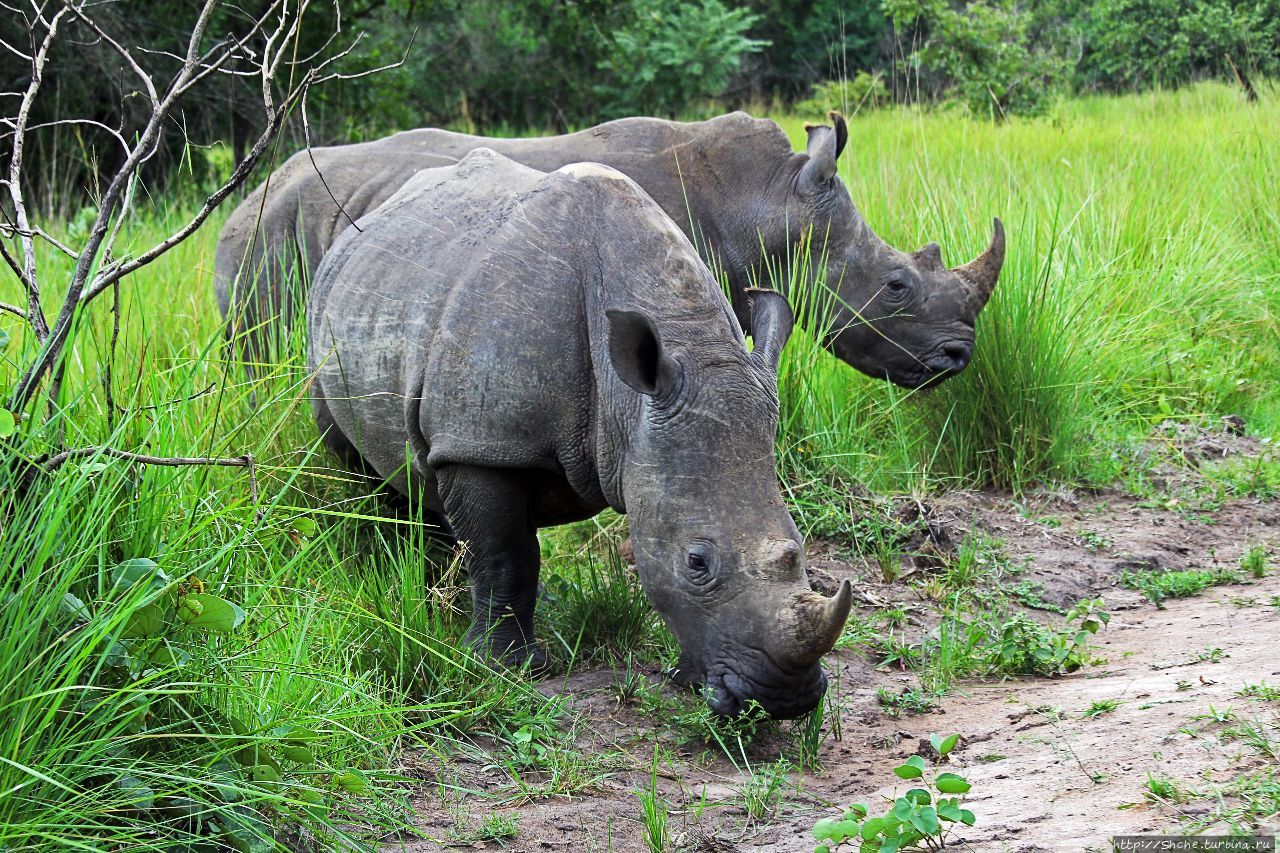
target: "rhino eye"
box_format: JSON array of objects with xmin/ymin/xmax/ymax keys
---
[
  {"xmin": 685, "ymin": 542, "xmax": 719, "ymax": 585},
  {"xmin": 882, "ymin": 274, "xmax": 912, "ymax": 302}
]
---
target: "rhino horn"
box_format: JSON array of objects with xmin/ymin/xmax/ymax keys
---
[
  {"xmin": 787, "ymin": 579, "xmax": 853, "ymax": 666},
  {"xmin": 951, "ymin": 217, "xmax": 1006, "ymax": 308},
  {"xmin": 797, "ymin": 112, "xmax": 848, "ymax": 192}
]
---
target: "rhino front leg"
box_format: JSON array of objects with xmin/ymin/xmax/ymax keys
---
[{"xmin": 436, "ymin": 464, "xmax": 547, "ymax": 674}]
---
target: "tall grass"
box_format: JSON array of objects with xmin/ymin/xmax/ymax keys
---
[
  {"xmin": 771, "ymin": 81, "xmax": 1279, "ymax": 494},
  {"xmin": 0, "ymin": 82, "xmax": 1277, "ymax": 846}
]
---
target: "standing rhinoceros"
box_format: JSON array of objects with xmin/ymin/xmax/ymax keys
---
[
  {"xmin": 308, "ymin": 149, "xmax": 852, "ymax": 718},
  {"xmin": 221, "ymin": 111, "xmax": 1004, "ymax": 389}
]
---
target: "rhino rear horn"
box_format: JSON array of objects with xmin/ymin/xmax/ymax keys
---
[
  {"xmin": 952, "ymin": 218, "xmax": 1006, "ymax": 308},
  {"xmin": 797, "ymin": 112, "xmax": 847, "ymax": 193},
  {"xmin": 745, "ymin": 288, "xmax": 793, "ymax": 374}
]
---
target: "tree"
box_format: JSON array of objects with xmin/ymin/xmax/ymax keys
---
[{"xmin": 0, "ymin": 0, "xmax": 384, "ymax": 426}]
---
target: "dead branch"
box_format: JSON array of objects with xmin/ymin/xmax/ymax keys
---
[
  {"xmin": 3, "ymin": 0, "xmax": 375, "ymax": 418},
  {"xmin": 36, "ymin": 446, "xmax": 261, "ymax": 518},
  {"xmin": 5, "ymin": 4, "xmax": 69, "ymax": 344}
]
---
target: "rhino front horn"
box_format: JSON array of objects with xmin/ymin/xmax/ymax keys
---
[
  {"xmin": 823, "ymin": 578, "xmax": 853, "ymax": 643},
  {"xmin": 952, "ymin": 217, "xmax": 1006, "ymax": 307},
  {"xmin": 788, "ymin": 578, "xmax": 853, "ymax": 666}
]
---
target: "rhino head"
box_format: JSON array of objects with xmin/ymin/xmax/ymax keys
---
[
  {"xmin": 608, "ymin": 290, "xmax": 851, "ymax": 718},
  {"xmin": 757, "ymin": 113, "xmax": 1005, "ymax": 389}
]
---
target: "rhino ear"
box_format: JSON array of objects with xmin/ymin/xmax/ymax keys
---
[
  {"xmin": 746, "ymin": 289, "xmax": 793, "ymax": 375},
  {"xmin": 607, "ymin": 308, "xmax": 679, "ymax": 397},
  {"xmin": 797, "ymin": 111, "xmax": 847, "ymax": 194}
]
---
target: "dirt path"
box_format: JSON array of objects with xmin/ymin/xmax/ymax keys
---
[{"xmin": 391, "ymin": 486, "xmax": 1280, "ymax": 853}]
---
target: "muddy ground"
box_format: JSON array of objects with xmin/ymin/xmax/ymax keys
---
[{"xmin": 387, "ymin": 429, "xmax": 1280, "ymax": 852}]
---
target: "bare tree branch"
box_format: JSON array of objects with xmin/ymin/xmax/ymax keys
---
[
  {"xmin": 5, "ymin": 4, "xmax": 69, "ymax": 343},
  {"xmin": 36, "ymin": 446, "xmax": 261, "ymax": 518},
  {"xmin": 3, "ymin": 0, "xmax": 381, "ymax": 422},
  {"xmin": 0, "ymin": 301, "xmax": 30, "ymax": 321}
]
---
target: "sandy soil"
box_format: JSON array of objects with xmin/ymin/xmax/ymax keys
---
[{"xmin": 387, "ymin": 431, "xmax": 1280, "ymax": 853}]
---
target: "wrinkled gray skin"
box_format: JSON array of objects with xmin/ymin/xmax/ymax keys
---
[
  {"xmin": 219, "ymin": 112, "xmax": 1004, "ymax": 389},
  {"xmin": 308, "ymin": 150, "xmax": 853, "ymax": 719}
]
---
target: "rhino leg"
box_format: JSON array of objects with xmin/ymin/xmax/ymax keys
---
[
  {"xmin": 437, "ymin": 464, "xmax": 547, "ymax": 674},
  {"xmin": 312, "ymin": 389, "xmax": 456, "ymax": 543}
]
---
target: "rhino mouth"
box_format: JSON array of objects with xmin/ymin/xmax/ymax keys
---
[
  {"xmin": 892, "ymin": 340, "xmax": 974, "ymax": 389},
  {"xmin": 702, "ymin": 661, "xmax": 828, "ymax": 719}
]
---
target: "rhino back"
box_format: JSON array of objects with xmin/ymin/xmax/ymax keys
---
[{"xmin": 309, "ymin": 151, "xmax": 740, "ymax": 511}]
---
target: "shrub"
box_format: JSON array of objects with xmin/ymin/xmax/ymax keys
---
[{"xmin": 594, "ymin": 0, "xmax": 767, "ymax": 118}]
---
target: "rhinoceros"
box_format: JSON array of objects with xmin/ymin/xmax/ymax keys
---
[
  {"xmin": 308, "ymin": 149, "xmax": 853, "ymax": 718},
  {"xmin": 220, "ymin": 111, "xmax": 1004, "ymax": 389}
]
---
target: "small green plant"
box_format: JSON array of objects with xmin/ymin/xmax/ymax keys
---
[
  {"xmin": 1079, "ymin": 531, "xmax": 1112, "ymax": 552},
  {"xmin": 877, "ymin": 687, "xmax": 938, "ymax": 717},
  {"xmin": 795, "ymin": 71, "xmax": 890, "ymax": 116},
  {"xmin": 1008, "ymin": 579, "xmax": 1065, "ymax": 613},
  {"xmin": 1083, "ymin": 699, "xmax": 1123, "ymax": 718},
  {"xmin": 1176, "ymin": 680, "xmax": 1194, "ymax": 691},
  {"xmin": 636, "ymin": 747, "xmax": 669, "ymax": 853},
  {"xmin": 740, "ymin": 758, "xmax": 793, "ymax": 822},
  {"xmin": 1197, "ymin": 647, "xmax": 1226, "ymax": 663},
  {"xmin": 1194, "ymin": 705, "xmax": 1235, "ymax": 724},
  {"xmin": 1236, "ymin": 682, "xmax": 1280, "ymax": 701},
  {"xmin": 988, "ymin": 599, "xmax": 1109, "ymax": 676},
  {"xmin": 1144, "ymin": 774, "xmax": 1188, "ymax": 803},
  {"xmin": 1240, "ymin": 546, "xmax": 1269, "ymax": 578},
  {"xmin": 453, "ymin": 811, "xmax": 520, "ymax": 843},
  {"xmin": 794, "ymin": 694, "xmax": 829, "ymax": 771},
  {"xmin": 1120, "ymin": 568, "xmax": 1242, "ymax": 607},
  {"xmin": 811, "ymin": 734, "xmax": 973, "ymax": 852}
]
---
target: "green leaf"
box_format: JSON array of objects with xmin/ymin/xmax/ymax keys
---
[
  {"xmin": 845, "ymin": 802, "xmax": 869, "ymax": 820},
  {"xmin": 935, "ymin": 772, "xmax": 972, "ymax": 794},
  {"xmin": 812, "ymin": 817, "xmax": 840, "ymax": 840},
  {"xmin": 904, "ymin": 788, "xmax": 931, "ymax": 805},
  {"xmin": 58, "ymin": 592, "xmax": 90, "ymax": 623},
  {"xmin": 909, "ymin": 806, "xmax": 940, "ymax": 836},
  {"xmin": 281, "ymin": 745, "xmax": 315, "ymax": 765},
  {"xmin": 110, "ymin": 558, "xmax": 169, "ymax": 596},
  {"xmin": 0, "ymin": 327, "xmax": 10, "ymax": 349},
  {"xmin": 960, "ymin": 808, "xmax": 976, "ymax": 826},
  {"xmin": 893, "ymin": 754, "xmax": 926, "ymax": 779},
  {"xmin": 933, "ymin": 733, "xmax": 960, "ymax": 756},
  {"xmin": 891, "ymin": 798, "xmax": 914, "ymax": 821},
  {"xmin": 177, "ymin": 593, "xmax": 245, "ymax": 633},
  {"xmin": 112, "ymin": 774, "xmax": 155, "ymax": 811},
  {"xmin": 292, "ymin": 787, "xmax": 327, "ymax": 820},
  {"xmin": 121, "ymin": 601, "xmax": 168, "ymax": 638},
  {"xmin": 860, "ymin": 817, "xmax": 885, "ymax": 841},
  {"xmin": 335, "ymin": 769, "xmax": 368, "ymax": 794},
  {"xmin": 220, "ymin": 804, "xmax": 272, "ymax": 853},
  {"xmin": 251, "ymin": 764, "xmax": 281, "ymax": 784},
  {"xmin": 279, "ymin": 725, "xmax": 322, "ymax": 744},
  {"xmin": 0, "ymin": 409, "xmax": 15, "ymax": 438},
  {"xmin": 938, "ymin": 802, "xmax": 963, "ymax": 822}
]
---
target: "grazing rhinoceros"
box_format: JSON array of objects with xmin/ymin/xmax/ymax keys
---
[
  {"xmin": 308, "ymin": 149, "xmax": 852, "ymax": 718},
  {"xmin": 221, "ymin": 111, "xmax": 1004, "ymax": 389}
]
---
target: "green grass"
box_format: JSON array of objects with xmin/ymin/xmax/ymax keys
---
[
  {"xmin": 1, "ymin": 82, "xmax": 1278, "ymax": 847},
  {"xmin": 771, "ymin": 81, "xmax": 1280, "ymax": 496}
]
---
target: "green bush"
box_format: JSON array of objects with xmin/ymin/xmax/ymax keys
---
[
  {"xmin": 594, "ymin": 0, "xmax": 767, "ymax": 118},
  {"xmin": 795, "ymin": 71, "xmax": 890, "ymax": 116},
  {"xmin": 885, "ymin": 0, "xmax": 1070, "ymax": 117}
]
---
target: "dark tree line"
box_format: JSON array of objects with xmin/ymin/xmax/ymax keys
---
[{"xmin": 4, "ymin": 0, "xmax": 1278, "ymax": 214}]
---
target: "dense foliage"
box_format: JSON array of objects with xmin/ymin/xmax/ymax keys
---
[{"xmin": 5, "ymin": 0, "xmax": 1278, "ymax": 210}]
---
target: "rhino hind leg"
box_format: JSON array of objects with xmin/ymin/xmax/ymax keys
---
[{"xmin": 436, "ymin": 463, "xmax": 547, "ymax": 675}]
